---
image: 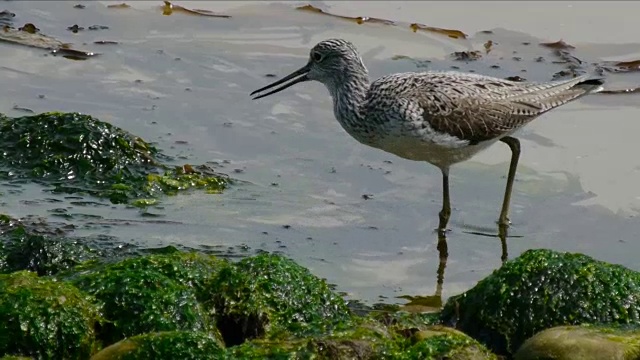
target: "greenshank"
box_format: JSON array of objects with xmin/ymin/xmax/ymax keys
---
[{"xmin": 250, "ymin": 39, "xmax": 604, "ymax": 233}]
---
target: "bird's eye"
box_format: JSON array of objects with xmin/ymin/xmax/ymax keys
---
[{"xmin": 312, "ymin": 52, "xmax": 323, "ymax": 62}]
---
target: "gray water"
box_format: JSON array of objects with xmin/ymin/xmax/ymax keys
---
[{"xmin": 1, "ymin": 0, "xmax": 640, "ymax": 305}]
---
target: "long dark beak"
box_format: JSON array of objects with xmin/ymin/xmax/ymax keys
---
[{"xmin": 250, "ymin": 64, "xmax": 310, "ymax": 100}]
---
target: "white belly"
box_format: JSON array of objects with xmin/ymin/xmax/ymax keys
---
[{"xmin": 375, "ymin": 135, "xmax": 499, "ymax": 169}]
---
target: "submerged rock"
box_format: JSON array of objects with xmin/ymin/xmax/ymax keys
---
[
  {"xmin": 0, "ymin": 214, "xmax": 94, "ymax": 275},
  {"xmin": 514, "ymin": 325, "xmax": 640, "ymax": 360},
  {"xmin": 0, "ymin": 112, "xmax": 229, "ymax": 204},
  {"xmin": 0, "ymin": 214, "xmax": 132, "ymax": 276},
  {"xmin": 0, "ymin": 271, "xmax": 101, "ymax": 359},
  {"xmin": 208, "ymin": 253, "xmax": 353, "ymax": 346},
  {"xmin": 90, "ymin": 331, "xmax": 225, "ymax": 360},
  {"xmin": 440, "ymin": 249, "xmax": 640, "ymax": 356},
  {"xmin": 0, "ymin": 111, "xmax": 156, "ymax": 202}
]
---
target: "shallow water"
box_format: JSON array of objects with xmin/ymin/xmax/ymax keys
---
[{"xmin": 1, "ymin": 1, "xmax": 640, "ymax": 305}]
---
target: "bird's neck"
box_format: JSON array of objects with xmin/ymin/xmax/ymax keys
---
[{"xmin": 328, "ymin": 71, "xmax": 370, "ymax": 130}]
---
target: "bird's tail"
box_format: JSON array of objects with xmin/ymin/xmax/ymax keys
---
[
  {"xmin": 510, "ymin": 75, "xmax": 605, "ymax": 112},
  {"xmin": 573, "ymin": 77, "xmax": 605, "ymax": 94}
]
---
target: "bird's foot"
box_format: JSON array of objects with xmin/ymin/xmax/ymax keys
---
[
  {"xmin": 438, "ymin": 210, "xmax": 451, "ymax": 234},
  {"xmin": 497, "ymin": 216, "xmax": 511, "ymax": 228}
]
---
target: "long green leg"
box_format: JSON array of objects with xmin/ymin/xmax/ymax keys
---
[
  {"xmin": 438, "ymin": 167, "xmax": 451, "ymax": 233},
  {"xmin": 498, "ymin": 136, "xmax": 521, "ymax": 226}
]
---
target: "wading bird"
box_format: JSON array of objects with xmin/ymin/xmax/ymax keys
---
[{"xmin": 251, "ymin": 39, "xmax": 603, "ymax": 233}]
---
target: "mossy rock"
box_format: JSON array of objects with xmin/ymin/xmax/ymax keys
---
[
  {"xmin": 440, "ymin": 249, "xmax": 640, "ymax": 356},
  {"xmin": 370, "ymin": 307, "xmax": 441, "ymax": 332},
  {"xmin": 64, "ymin": 247, "xmax": 230, "ymax": 303},
  {"xmin": 0, "ymin": 214, "xmax": 148, "ymax": 276},
  {"xmin": 0, "ymin": 111, "xmax": 157, "ymax": 201},
  {"xmin": 227, "ymin": 324, "xmax": 496, "ymax": 360},
  {"xmin": 0, "ymin": 356, "xmax": 34, "ymax": 360},
  {"xmin": 514, "ymin": 324, "xmax": 640, "ymax": 360},
  {"xmin": 0, "ymin": 271, "xmax": 101, "ymax": 359},
  {"xmin": 401, "ymin": 326, "xmax": 498, "ymax": 360},
  {"xmin": 226, "ymin": 319, "xmax": 393, "ymax": 359},
  {"xmin": 225, "ymin": 338, "xmax": 311, "ymax": 359},
  {"xmin": 70, "ymin": 259, "xmax": 213, "ymax": 345},
  {"xmin": 0, "ymin": 112, "xmax": 229, "ymax": 204},
  {"xmin": 90, "ymin": 331, "xmax": 224, "ymax": 360},
  {"xmin": 311, "ymin": 318, "xmax": 396, "ymax": 358},
  {"xmin": 209, "ymin": 253, "xmax": 352, "ymax": 346},
  {"xmin": 0, "ymin": 215, "xmax": 103, "ymax": 276}
]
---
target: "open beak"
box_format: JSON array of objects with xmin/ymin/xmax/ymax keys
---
[{"xmin": 250, "ymin": 64, "xmax": 311, "ymax": 100}]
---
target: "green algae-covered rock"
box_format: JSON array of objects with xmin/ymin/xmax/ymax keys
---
[
  {"xmin": 90, "ymin": 331, "xmax": 225, "ymax": 360},
  {"xmin": 0, "ymin": 214, "xmax": 145, "ymax": 276},
  {"xmin": 226, "ymin": 323, "xmax": 496, "ymax": 360},
  {"xmin": 0, "ymin": 112, "xmax": 229, "ymax": 204},
  {"xmin": 514, "ymin": 325, "xmax": 640, "ymax": 360},
  {"xmin": 110, "ymin": 249, "xmax": 229, "ymax": 303},
  {"xmin": 440, "ymin": 249, "xmax": 640, "ymax": 356},
  {"xmin": 402, "ymin": 326, "xmax": 498, "ymax": 360},
  {"xmin": 371, "ymin": 308, "xmax": 441, "ymax": 332},
  {"xmin": 209, "ymin": 253, "xmax": 352, "ymax": 346},
  {"xmin": 226, "ymin": 319, "xmax": 393, "ymax": 359},
  {"xmin": 225, "ymin": 338, "xmax": 311, "ymax": 359},
  {"xmin": 0, "ymin": 112, "xmax": 157, "ymax": 202},
  {"xmin": 0, "ymin": 271, "xmax": 101, "ymax": 359},
  {"xmin": 0, "ymin": 215, "xmax": 99, "ymax": 276},
  {"xmin": 71, "ymin": 263, "xmax": 211, "ymax": 345},
  {"xmin": 65, "ymin": 247, "xmax": 229, "ymax": 303},
  {"xmin": 144, "ymin": 164, "xmax": 229, "ymax": 198}
]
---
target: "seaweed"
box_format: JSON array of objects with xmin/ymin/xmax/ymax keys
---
[
  {"xmin": 441, "ymin": 249, "xmax": 640, "ymax": 355},
  {"xmin": 0, "ymin": 271, "xmax": 101, "ymax": 359},
  {"xmin": 0, "ymin": 112, "xmax": 229, "ymax": 204}
]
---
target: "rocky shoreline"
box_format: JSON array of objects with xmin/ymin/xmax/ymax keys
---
[{"xmin": 1, "ymin": 112, "xmax": 639, "ymax": 360}]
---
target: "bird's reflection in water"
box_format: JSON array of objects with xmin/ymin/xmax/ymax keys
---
[
  {"xmin": 461, "ymin": 222, "xmax": 522, "ymax": 263},
  {"xmin": 397, "ymin": 224, "xmax": 517, "ymax": 311}
]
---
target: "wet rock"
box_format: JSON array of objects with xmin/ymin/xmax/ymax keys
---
[
  {"xmin": 406, "ymin": 326, "xmax": 498, "ymax": 360},
  {"xmin": 90, "ymin": 331, "xmax": 224, "ymax": 360},
  {"xmin": 17, "ymin": 23, "xmax": 38, "ymax": 34},
  {"xmin": 226, "ymin": 320, "xmax": 392, "ymax": 359},
  {"xmin": 0, "ymin": 112, "xmax": 229, "ymax": 204},
  {"xmin": 209, "ymin": 253, "xmax": 352, "ymax": 346},
  {"xmin": 67, "ymin": 24, "xmax": 84, "ymax": 33},
  {"xmin": 228, "ymin": 323, "xmax": 497, "ymax": 359},
  {"xmin": 514, "ymin": 325, "xmax": 640, "ymax": 360},
  {"xmin": 0, "ymin": 271, "xmax": 101, "ymax": 359},
  {"xmin": 63, "ymin": 247, "xmax": 229, "ymax": 304},
  {"xmin": 0, "ymin": 112, "xmax": 156, "ymax": 201},
  {"xmin": 452, "ymin": 50, "xmax": 482, "ymax": 61},
  {"xmin": 0, "ymin": 242, "xmax": 504, "ymax": 359},
  {"xmin": 0, "ymin": 214, "xmax": 137, "ymax": 276},
  {"xmin": 68, "ymin": 252, "xmax": 221, "ymax": 345},
  {"xmin": 440, "ymin": 249, "xmax": 640, "ymax": 356},
  {"xmin": 0, "ymin": 215, "xmax": 97, "ymax": 276}
]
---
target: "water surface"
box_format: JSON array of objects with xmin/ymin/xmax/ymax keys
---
[{"xmin": 1, "ymin": 1, "xmax": 640, "ymax": 304}]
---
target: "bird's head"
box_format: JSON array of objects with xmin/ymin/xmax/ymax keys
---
[{"xmin": 250, "ymin": 39, "xmax": 365, "ymax": 100}]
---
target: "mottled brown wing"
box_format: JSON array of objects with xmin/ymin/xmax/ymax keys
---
[
  {"xmin": 420, "ymin": 95, "xmax": 544, "ymax": 145},
  {"xmin": 416, "ymin": 75, "xmax": 603, "ymax": 144}
]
